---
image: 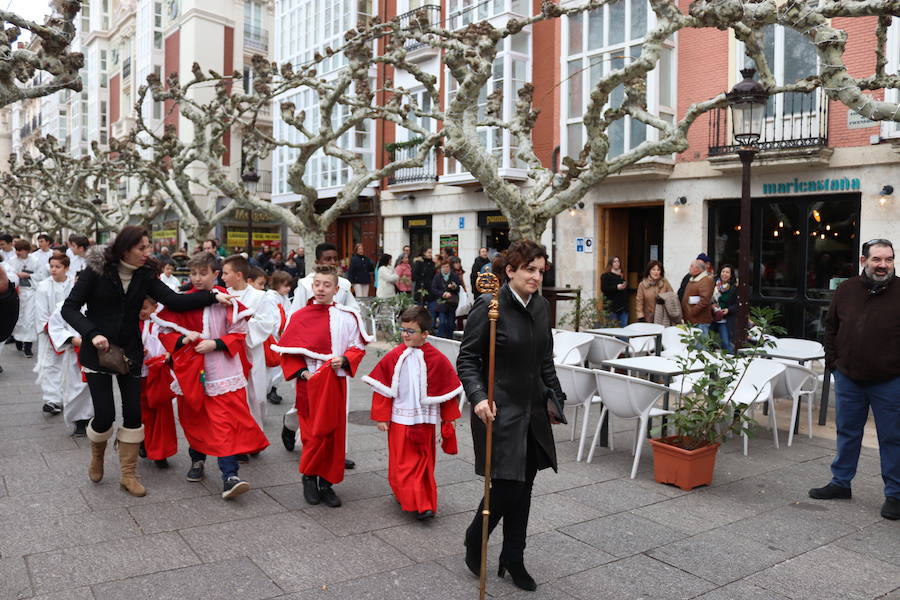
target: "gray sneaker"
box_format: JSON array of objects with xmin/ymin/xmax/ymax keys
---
[
  {"xmin": 222, "ymin": 476, "xmax": 250, "ymax": 500},
  {"xmin": 186, "ymin": 460, "xmax": 205, "ymax": 482}
]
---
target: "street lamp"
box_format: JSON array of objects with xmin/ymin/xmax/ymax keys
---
[
  {"xmin": 241, "ymin": 168, "xmax": 260, "ymax": 254},
  {"xmin": 91, "ymin": 194, "xmax": 103, "ymax": 243},
  {"xmin": 726, "ymin": 67, "xmax": 768, "ymax": 346}
]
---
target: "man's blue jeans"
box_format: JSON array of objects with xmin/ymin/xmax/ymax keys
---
[
  {"xmin": 830, "ymin": 371, "xmax": 900, "ymax": 497},
  {"xmin": 189, "ymin": 447, "xmax": 239, "ymax": 481}
]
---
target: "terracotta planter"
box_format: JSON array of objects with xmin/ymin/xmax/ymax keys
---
[{"xmin": 649, "ymin": 437, "xmax": 721, "ymax": 491}]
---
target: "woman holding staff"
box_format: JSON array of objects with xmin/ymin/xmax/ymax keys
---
[{"xmin": 457, "ymin": 240, "xmax": 565, "ymax": 592}]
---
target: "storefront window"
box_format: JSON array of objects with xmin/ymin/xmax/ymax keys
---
[
  {"xmin": 760, "ymin": 202, "xmax": 800, "ymax": 298},
  {"xmin": 805, "ymin": 201, "xmax": 859, "ymax": 299}
]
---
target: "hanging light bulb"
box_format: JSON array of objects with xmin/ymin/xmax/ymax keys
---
[
  {"xmin": 778, "ymin": 221, "xmax": 784, "ymax": 228},
  {"xmin": 826, "ymin": 224, "xmax": 831, "ymax": 231},
  {"xmin": 773, "ymin": 230, "xmax": 779, "ymax": 237}
]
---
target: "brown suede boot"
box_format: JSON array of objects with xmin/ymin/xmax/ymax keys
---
[
  {"xmin": 86, "ymin": 420, "xmax": 114, "ymax": 483},
  {"xmin": 116, "ymin": 425, "xmax": 146, "ymax": 497}
]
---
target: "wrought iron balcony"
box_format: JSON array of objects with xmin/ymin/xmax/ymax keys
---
[
  {"xmin": 708, "ymin": 87, "xmax": 828, "ymax": 157},
  {"xmin": 394, "ymin": 5, "xmax": 441, "ymax": 52},
  {"xmin": 388, "ymin": 144, "xmax": 438, "ymax": 186},
  {"xmin": 244, "ymin": 25, "xmax": 269, "ymax": 53}
]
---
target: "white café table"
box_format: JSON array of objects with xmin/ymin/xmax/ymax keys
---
[
  {"xmin": 600, "ymin": 356, "xmax": 706, "ymax": 436},
  {"xmin": 585, "ymin": 327, "xmax": 663, "ymax": 355},
  {"xmin": 752, "ymin": 347, "xmax": 831, "ymax": 430}
]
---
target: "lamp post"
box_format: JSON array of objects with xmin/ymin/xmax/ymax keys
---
[
  {"xmin": 91, "ymin": 195, "xmax": 103, "ymax": 243},
  {"xmin": 241, "ymin": 168, "xmax": 260, "ymax": 255},
  {"xmin": 726, "ymin": 68, "xmax": 769, "ymax": 347}
]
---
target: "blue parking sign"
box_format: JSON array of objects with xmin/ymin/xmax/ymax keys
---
[{"xmin": 575, "ymin": 238, "xmax": 585, "ymax": 253}]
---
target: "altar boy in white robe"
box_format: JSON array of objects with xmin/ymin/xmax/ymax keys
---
[
  {"xmin": 33, "ymin": 253, "xmax": 74, "ymax": 415},
  {"xmin": 47, "ymin": 309, "xmax": 93, "ymax": 436}
]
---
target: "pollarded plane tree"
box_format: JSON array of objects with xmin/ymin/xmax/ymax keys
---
[{"xmin": 0, "ymin": 0, "xmax": 83, "ymax": 108}]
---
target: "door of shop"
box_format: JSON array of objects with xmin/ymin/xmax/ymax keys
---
[
  {"xmin": 708, "ymin": 193, "xmax": 861, "ymax": 340},
  {"xmin": 597, "ymin": 205, "xmax": 664, "ymax": 319}
]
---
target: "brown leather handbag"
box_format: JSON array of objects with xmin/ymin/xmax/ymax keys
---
[{"xmin": 97, "ymin": 344, "xmax": 133, "ymax": 375}]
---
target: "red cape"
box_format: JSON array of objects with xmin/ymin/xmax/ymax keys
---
[{"xmin": 362, "ymin": 342, "xmax": 463, "ymax": 406}]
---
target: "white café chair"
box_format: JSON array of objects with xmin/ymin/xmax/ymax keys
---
[
  {"xmin": 725, "ymin": 358, "xmax": 786, "ymax": 456},
  {"xmin": 429, "ymin": 337, "xmax": 467, "ymax": 410},
  {"xmin": 660, "ymin": 325, "xmax": 693, "ymax": 358},
  {"xmin": 773, "ymin": 362, "xmax": 818, "ymax": 447},
  {"xmin": 621, "ymin": 322, "xmax": 665, "ymax": 356},
  {"xmin": 587, "ymin": 334, "xmax": 629, "ymax": 369},
  {"xmin": 553, "ymin": 331, "xmax": 594, "ymax": 366},
  {"xmin": 587, "ymin": 370, "xmax": 674, "ymax": 479},
  {"xmin": 555, "ymin": 364, "xmax": 601, "ymax": 462}
]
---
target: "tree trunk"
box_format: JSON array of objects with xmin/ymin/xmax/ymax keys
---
[
  {"xmin": 301, "ymin": 228, "xmax": 326, "ymax": 273},
  {"xmin": 507, "ymin": 215, "xmax": 549, "ymax": 244}
]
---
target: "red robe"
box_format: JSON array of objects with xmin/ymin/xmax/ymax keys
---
[
  {"xmin": 140, "ymin": 319, "xmax": 177, "ymax": 461},
  {"xmin": 263, "ymin": 304, "xmax": 286, "ymax": 368},
  {"xmin": 363, "ymin": 342, "xmax": 462, "ymax": 513},
  {"xmin": 155, "ymin": 289, "xmax": 269, "ymax": 457},
  {"xmin": 274, "ymin": 302, "xmax": 370, "ymax": 484}
]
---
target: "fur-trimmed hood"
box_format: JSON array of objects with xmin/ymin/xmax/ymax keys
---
[{"xmin": 85, "ymin": 245, "xmax": 108, "ymax": 275}]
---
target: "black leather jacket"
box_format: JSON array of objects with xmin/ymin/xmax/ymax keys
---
[{"xmin": 457, "ymin": 284, "xmax": 565, "ymax": 481}]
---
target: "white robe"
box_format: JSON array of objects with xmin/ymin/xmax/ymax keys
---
[
  {"xmin": 33, "ymin": 278, "xmax": 74, "ymax": 405},
  {"xmin": 288, "ymin": 273, "xmax": 359, "ymax": 317},
  {"xmin": 228, "ymin": 285, "xmax": 279, "ymax": 428},
  {"xmin": 29, "ymin": 248, "xmax": 54, "ymax": 284},
  {"xmin": 47, "ymin": 310, "xmax": 93, "ymax": 427},
  {"xmin": 265, "ymin": 289, "xmax": 293, "ymax": 391},
  {"xmin": 68, "ymin": 254, "xmax": 86, "ymax": 276},
  {"xmin": 8, "ymin": 254, "xmax": 41, "ymax": 342},
  {"xmin": 159, "ymin": 273, "xmax": 181, "ymax": 292}
]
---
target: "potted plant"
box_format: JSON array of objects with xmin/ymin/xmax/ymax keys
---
[
  {"xmin": 649, "ymin": 307, "xmax": 785, "ymax": 490},
  {"xmin": 557, "ymin": 297, "xmax": 617, "ymax": 330}
]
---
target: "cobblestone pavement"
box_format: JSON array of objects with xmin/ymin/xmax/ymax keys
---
[{"xmin": 0, "ymin": 344, "xmax": 896, "ymax": 600}]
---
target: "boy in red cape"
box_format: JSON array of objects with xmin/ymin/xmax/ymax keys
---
[
  {"xmin": 138, "ymin": 297, "xmax": 177, "ymax": 468},
  {"xmin": 273, "ymin": 265, "xmax": 372, "ymax": 508},
  {"xmin": 154, "ymin": 252, "xmax": 269, "ymax": 500},
  {"xmin": 362, "ymin": 306, "xmax": 462, "ymax": 520}
]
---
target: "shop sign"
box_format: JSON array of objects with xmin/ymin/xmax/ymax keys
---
[
  {"xmin": 226, "ymin": 231, "xmax": 282, "ymax": 248},
  {"xmin": 402, "ymin": 214, "xmax": 432, "ymax": 229},
  {"xmin": 761, "ymin": 177, "xmax": 860, "ymax": 195},
  {"xmin": 152, "ymin": 229, "xmax": 178, "ymax": 241},
  {"xmin": 477, "ymin": 211, "xmax": 509, "ymax": 228},
  {"xmin": 847, "ymin": 109, "xmax": 879, "ymax": 130},
  {"xmin": 231, "ymin": 208, "xmax": 279, "ymax": 223}
]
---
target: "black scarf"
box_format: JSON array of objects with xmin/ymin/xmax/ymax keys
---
[{"xmin": 861, "ymin": 270, "xmax": 894, "ymax": 295}]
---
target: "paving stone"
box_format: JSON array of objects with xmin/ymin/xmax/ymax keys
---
[
  {"xmin": 556, "ymin": 477, "xmax": 671, "ymax": 516},
  {"xmin": 128, "ymin": 489, "xmax": 287, "ymax": 534},
  {"xmin": 0, "ymin": 556, "xmax": 31, "ymax": 600},
  {"xmin": 252, "ymin": 533, "xmax": 414, "ymax": 592},
  {"xmin": 746, "ymin": 545, "xmax": 900, "ymax": 600},
  {"xmin": 0, "ymin": 507, "xmax": 139, "ymax": 557},
  {"xmin": 691, "ymin": 580, "xmax": 790, "ymax": 600},
  {"xmin": 531, "ymin": 462, "xmax": 602, "ymax": 496},
  {"xmin": 706, "ymin": 449, "xmax": 796, "ymax": 486},
  {"xmin": 26, "ymin": 532, "xmax": 201, "ymax": 594},
  {"xmin": 268, "ymin": 560, "xmax": 473, "ymax": 600},
  {"xmin": 301, "ymin": 494, "xmax": 416, "ymax": 537},
  {"xmin": 0, "ymin": 423, "xmax": 65, "ymax": 442},
  {"xmin": 77, "ymin": 473, "xmax": 213, "ymax": 510},
  {"xmin": 560, "ymin": 512, "xmax": 686, "ymax": 558},
  {"xmin": 504, "ymin": 530, "xmax": 616, "ymax": 584},
  {"xmin": 179, "ymin": 512, "xmax": 334, "ymax": 562},
  {"xmin": 91, "ymin": 557, "xmax": 281, "ymax": 600},
  {"xmin": 722, "ymin": 502, "xmax": 861, "ymax": 554},
  {"xmin": 0, "ymin": 452, "xmax": 50, "ymax": 476},
  {"xmin": 632, "ymin": 489, "xmax": 761, "ymax": 533},
  {"xmin": 374, "ymin": 512, "xmax": 480, "ymax": 561},
  {"xmin": 0, "ymin": 488, "xmax": 91, "ymax": 520},
  {"xmin": 525, "ymin": 492, "xmax": 605, "ymax": 534},
  {"xmin": 0, "ymin": 436, "xmax": 77, "ymax": 459},
  {"xmin": 263, "ymin": 471, "xmax": 391, "ymax": 511},
  {"xmin": 431, "ymin": 479, "xmax": 485, "ymax": 517},
  {"xmin": 556, "ymin": 554, "xmax": 716, "ymax": 600},
  {"xmin": 29, "ymin": 589, "xmax": 96, "ymax": 600},
  {"xmin": 704, "ymin": 475, "xmax": 804, "ymax": 511},
  {"xmin": 647, "ymin": 528, "xmax": 794, "ymax": 585},
  {"xmin": 834, "ymin": 520, "xmax": 900, "ymax": 567}
]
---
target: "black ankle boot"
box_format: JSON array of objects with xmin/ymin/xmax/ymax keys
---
[
  {"xmin": 498, "ymin": 560, "xmax": 536, "ymax": 591},
  {"xmin": 318, "ymin": 478, "xmax": 341, "ymax": 508},
  {"xmin": 302, "ymin": 475, "xmax": 320, "ymax": 505},
  {"xmin": 464, "ymin": 542, "xmax": 481, "ymax": 577}
]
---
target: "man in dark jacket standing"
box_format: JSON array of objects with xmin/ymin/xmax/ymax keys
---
[
  {"xmin": 470, "ymin": 247, "xmax": 490, "ymax": 292},
  {"xmin": 347, "ymin": 243, "xmax": 374, "ymax": 297},
  {"xmin": 809, "ymin": 239, "xmax": 900, "ymax": 520}
]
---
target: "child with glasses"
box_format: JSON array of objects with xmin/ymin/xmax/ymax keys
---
[{"xmin": 362, "ymin": 305, "xmax": 462, "ymax": 520}]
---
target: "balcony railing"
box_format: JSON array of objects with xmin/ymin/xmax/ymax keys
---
[
  {"xmin": 258, "ymin": 169, "xmax": 272, "ymax": 194},
  {"xmin": 388, "ymin": 145, "xmax": 438, "ymax": 186},
  {"xmin": 395, "ymin": 5, "xmax": 441, "ymax": 52},
  {"xmin": 244, "ymin": 25, "xmax": 269, "ymax": 52},
  {"xmin": 708, "ymin": 87, "xmax": 828, "ymax": 157}
]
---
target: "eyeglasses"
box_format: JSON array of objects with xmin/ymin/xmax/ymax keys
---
[
  {"xmin": 862, "ymin": 238, "xmax": 894, "ymax": 255},
  {"xmin": 399, "ymin": 327, "xmax": 422, "ymax": 335}
]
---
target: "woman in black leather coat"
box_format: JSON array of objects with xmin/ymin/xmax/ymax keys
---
[
  {"xmin": 62, "ymin": 226, "xmax": 230, "ymax": 496},
  {"xmin": 456, "ymin": 240, "xmax": 565, "ymax": 591}
]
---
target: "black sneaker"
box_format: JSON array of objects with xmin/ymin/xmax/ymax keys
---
[
  {"xmin": 23, "ymin": 343, "xmax": 33, "ymax": 358},
  {"xmin": 222, "ymin": 476, "xmax": 250, "ymax": 500},
  {"xmin": 42, "ymin": 402, "xmax": 62, "ymax": 415},
  {"xmin": 186, "ymin": 460, "xmax": 205, "ymax": 482},
  {"xmin": 302, "ymin": 475, "xmax": 321, "ymax": 505},
  {"xmin": 154, "ymin": 458, "xmax": 169, "ymax": 469},
  {"xmin": 281, "ymin": 424, "xmax": 296, "ymax": 452},
  {"xmin": 72, "ymin": 420, "xmax": 88, "ymax": 437},
  {"xmin": 0, "ymin": 364, "xmax": 4, "ymax": 374},
  {"xmin": 15, "ymin": 341, "xmax": 22, "ymax": 351},
  {"xmin": 267, "ymin": 388, "xmax": 283, "ymax": 405},
  {"xmin": 809, "ymin": 483, "xmax": 852, "ymax": 500},
  {"xmin": 235, "ymin": 453, "xmax": 250, "ymax": 463},
  {"xmin": 417, "ymin": 510, "xmax": 435, "ymax": 521},
  {"xmin": 318, "ymin": 479, "xmax": 342, "ymax": 508},
  {"xmin": 882, "ymin": 496, "xmax": 900, "ymax": 520},
  {"xmin": 344, "ymin": 458, "xmax": 356, "ymax": 470}
]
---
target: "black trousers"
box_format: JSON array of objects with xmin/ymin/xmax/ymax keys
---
[
  {"xmin": 465, "ymin": 433, "xmax": 540, "ymax": 563},
  {"xmin": 85, "ymin": 373, "xmax": 142, "ymax": 432}
]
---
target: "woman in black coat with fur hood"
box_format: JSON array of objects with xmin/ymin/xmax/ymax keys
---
[
  {"xmin": 62, "ymin": 226, "xmax": 231, "ymax": 496},
  {"xmin": 456, "ymin": 240, "xmax": 566, "ymax": 591}
]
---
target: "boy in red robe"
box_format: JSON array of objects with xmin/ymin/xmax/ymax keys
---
[
  {"xmin": 273, "ymin": 265, "xmax": 372, "ymax": 508},
  {"xmin": 154, "ymin": 252, "xmax": 269, "ymax": 500},
  {"xmin": 363, "ymin": 306, "xmax": 462, "ymax": 520},
  {"xmin": 138, "ymin": 297, "xmax": 177, "ymax": 468}
]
